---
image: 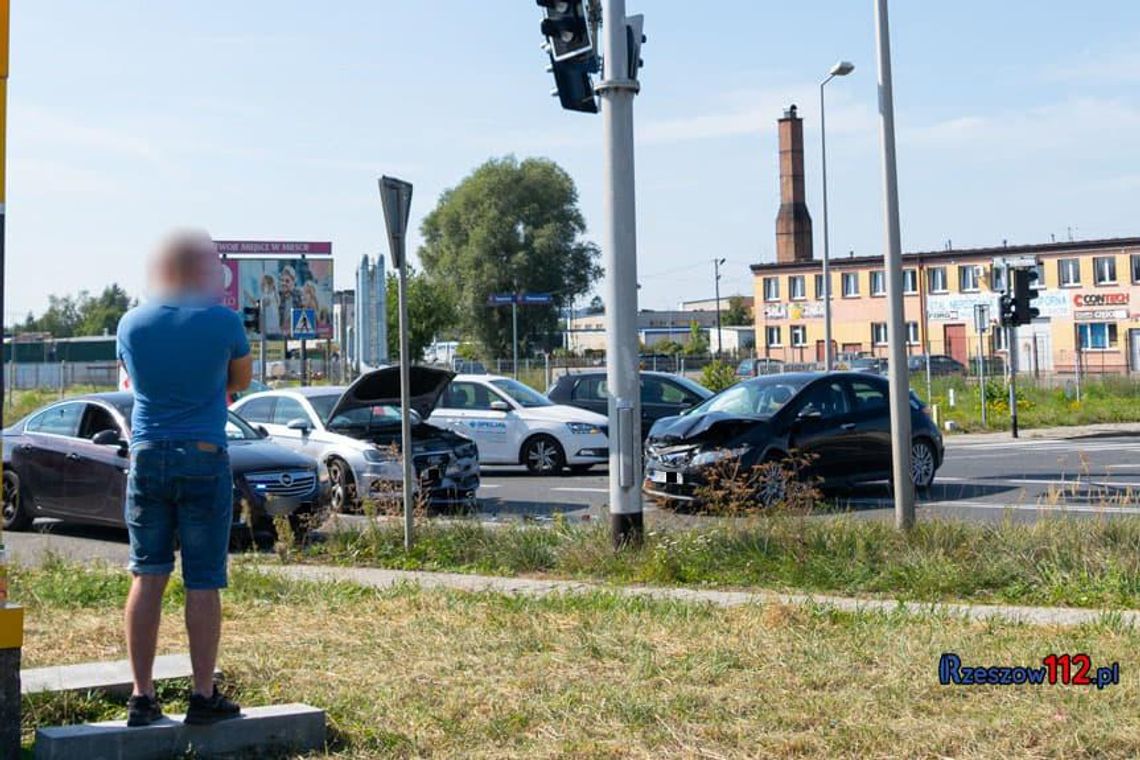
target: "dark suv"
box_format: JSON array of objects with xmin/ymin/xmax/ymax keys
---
[
  {"xmin": 548, "ymin": 371, "xmax": 712, "ymax": 439},
  {"xmin": 908, "ymin": 354, "xmax": 967, "ymax": 376}
]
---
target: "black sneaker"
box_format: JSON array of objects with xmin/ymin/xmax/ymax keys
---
[
  {"xmin": 184, "ymin": 687, "xmax": 242, "ymax": 725},
  {"xmin": 126, "ymin": 694, "xmax": 164, "ymax": 727}
]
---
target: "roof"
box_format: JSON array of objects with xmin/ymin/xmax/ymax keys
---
[{"xmin": 749, "ymin": 236, "xmax": 1140, "ymax": 273}]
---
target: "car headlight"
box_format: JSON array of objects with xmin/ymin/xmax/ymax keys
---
[
  {"xmin": 362, "ymin": 448, "xmax": 393, "ymax": 463},
  {"xmin": 566, "ymin": 421, "xmax": 605, "ymax": 435},
  {"xmin": 690, "ymin": 447, "xmax": 746, "ymax": 468}
]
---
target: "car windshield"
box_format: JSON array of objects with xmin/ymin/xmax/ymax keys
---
[
  {"xmin": 308, "ymin": 393, "xmax": 402, "ymax": 431},
  {"xmin": 689, "ymin": 375, "xmax": 811, "ymax": 418},
  {"xmin": 489, "ymin": 378, "xmax": 552, "ymax": 408},
  {"xmin": 225, "ymin": 412, "xmax": 261, "ymax": 441}
]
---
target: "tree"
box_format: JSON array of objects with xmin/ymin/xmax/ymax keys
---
[
  {"xmin": 684, "ymin": 321, "xmax": 709, "ymax": 356},
  {"xmin": 585, "ymin": 295, "xmax": 605, "ymax": 315},
  {"xmin": 723, "ymin": 296, "xmax": 751, "ymax": 326},
  {"xmin": 419, "ymin": 156, "xmax": 602, "ymax": 357},
  {"xmin": 21, "ymin": 284, "xmax": 134, "ymax": 337},
  {"xmin": 385, "ymin": 267, "xmax": 458, "ymax": 362}
]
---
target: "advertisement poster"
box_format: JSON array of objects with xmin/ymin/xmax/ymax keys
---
[{"xmin": 218, "ymin": 242, "xmax": 334, "ymax": 339}]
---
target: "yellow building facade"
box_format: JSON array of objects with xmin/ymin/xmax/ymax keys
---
[{"xmin": 751, "ymin": 237, "xmax": 1140, "ymax": 374}]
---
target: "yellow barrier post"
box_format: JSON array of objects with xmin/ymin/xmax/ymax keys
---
[{"xmin": 0, "ymin": 1, "xmax": 19, "ymax": 757}]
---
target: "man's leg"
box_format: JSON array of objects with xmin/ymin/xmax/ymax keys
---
[
  {"xmin": 125, "ymin": 574, "xmax": 169, "ymax": 697},
  {"xmin": 185, "ymin": 589, "xmax": 221, "ymax": 696}
]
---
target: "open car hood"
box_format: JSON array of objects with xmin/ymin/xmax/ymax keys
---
[{"xmin": 326, "ymin": 365, "xmax": 455, "ymax": 421}]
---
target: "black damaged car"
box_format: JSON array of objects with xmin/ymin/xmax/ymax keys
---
[{"xmin": 643, "ymin": 372, "xmax": 943, "ymax": 506}]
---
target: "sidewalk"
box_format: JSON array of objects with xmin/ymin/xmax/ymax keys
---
[
  {"xmin": 948, "ymin": 421, "xmax": 1140, "ymax": 445},
  {"xmin": 263, "ymin": 563, "xmax": 1138, "ymax": 628}
]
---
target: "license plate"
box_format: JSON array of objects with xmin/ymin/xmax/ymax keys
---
[{"xmin": 648, "ymin": 469, "xmax": 667, "ymax": 484}]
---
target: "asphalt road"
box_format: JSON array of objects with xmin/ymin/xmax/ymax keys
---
[{"xmin": 7, "ymin": 431, "xmax": 1140, "ymax": 567}]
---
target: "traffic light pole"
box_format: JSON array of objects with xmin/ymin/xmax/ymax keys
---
[
  {"xmin": 258, "ymin": 298, "xmax": 267, "ymax": 384},
  {"xmin": 598, "ymin": 0, "xmax": 643, "ymax": 547}
]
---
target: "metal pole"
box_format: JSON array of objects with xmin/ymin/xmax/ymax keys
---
[
  {"xmin": 396, "ymin": 244, "xmax": 415, "ymax": 550},
  {"xmin": 512, "ymin": 298, "xmax": 519, "ymax": 379},
  {"xmin": 598, "ymin": 0, "xmax": 643, "ymax": 547},
  {"xmin": 819, "ymin": 77, "xmax": 834, "ymax": 372},
  {"xmin": 978, "ymin": 329, "xmax": 987, "ymax": 427},
  {"xmin": 874, "ymin": 0, "xmax": 914, "ymax": 530},
  {"xmin": 713, "ymin": 258, "xmax": 723, "ymax": 357},
  {"xmin": 1008, "ymin": 323, "xmax": 1019, "ymax": 438},
  {"xmin": 300, "ymin": 339, "xmax": 308, "ymax": 386}
]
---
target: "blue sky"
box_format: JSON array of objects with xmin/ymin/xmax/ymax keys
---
[{"xmin": 8, "ymin": 1, "xmax": 1140, "ymax": 319}]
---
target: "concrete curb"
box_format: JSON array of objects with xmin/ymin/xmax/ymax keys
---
[{"xmin": 261, "ymin": 563, "xmax": 1139, "ymax": 628}]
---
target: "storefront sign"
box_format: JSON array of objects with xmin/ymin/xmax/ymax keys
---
[
  {"xmin": 1074, "ymin": 308, "xmax": 1128, "ymax": 322},
  {"xmin": 1073, "ymin": 292, "xmax": 1129, "ymax": 308},
  {"xmin": 926, "ymin": 290, "xmax": 1071, "ymax": 322},
  {"xmin": 790, "ymin": 301, "xmax": 824, "ymax": 319},
  {"xmin": 763, "ymin": 304, "xmax": 788, "ymax": 319}
]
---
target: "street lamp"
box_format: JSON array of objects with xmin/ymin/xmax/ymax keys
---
[
  {"xmin": 713, "ymin": 257, "xmax": 726, "ymax": 356},
  {"xmin": 819, "ymin": 59, "xmax": 854, "ymax": 371}
]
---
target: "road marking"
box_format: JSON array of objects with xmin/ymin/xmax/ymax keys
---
[
  {"xmin": 478, "ymin": 484, "xmax": 502, "ymax": 489},
  {"xmin": 550, "ymin": 487, "xmax": 610, "ymax": 494},
  {"xmin": 843, "ymin": 498, "xmax": 1140, "ymax": 516}
]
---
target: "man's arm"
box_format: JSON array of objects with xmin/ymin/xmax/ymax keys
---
[{"xmin": 227, "ymin": 355, "xmax": 253, "ymax": 394}]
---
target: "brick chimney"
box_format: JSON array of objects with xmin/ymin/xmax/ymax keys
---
[{"xmin": 775, "ymin": 104, "xmax": 813, "ymax": 263}]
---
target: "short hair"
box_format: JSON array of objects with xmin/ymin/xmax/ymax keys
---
[{"xmin": 153, "ymin": 229, "xmax": 217, "ymax": 281}]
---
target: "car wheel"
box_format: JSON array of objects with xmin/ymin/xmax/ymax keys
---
[
  {"xmin": 911, "ymin": 439, "xmax": 937, "ymax": 491},
  {"xmin": 2, "ymin": 471, "xmax": 32, "ymax": 531},
  {"xmin": 327, "ymin": 458, "xmax": 357, "ymax": 513},
  {"xmin": 756, "ymin": 458, "xmax": 789, "ymax": 508},
  {"xmin": 523, "ymin": 435, "xmax": 565, "ymax": 475}
]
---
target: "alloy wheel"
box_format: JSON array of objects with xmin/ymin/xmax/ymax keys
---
[{"xmin": 911, "ymin": 440, "xmax": 936, "ymax": 489}]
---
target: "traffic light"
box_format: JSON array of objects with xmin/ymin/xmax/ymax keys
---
[
  {"xmin": 537, "ymin": 0, "xmax": 599, "ymax": 113},
  {"xmin": 999, "ymin": 294, "xmax": 1015, "ymax": 327},
  {"xmin": 242, "ymin": 305, "xmax": 261, "ymax": 332},
  {"xmin": 1011, "ymin": 268, "xmax": 1040, "ymax": 326}
]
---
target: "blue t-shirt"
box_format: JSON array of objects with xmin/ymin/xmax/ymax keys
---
[{"xmin": 117, "ymin": 299, "xmax": 250, "ymax": 447}]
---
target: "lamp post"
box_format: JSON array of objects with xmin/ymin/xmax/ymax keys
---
[
  {"xmin": 819, "ymin": 59, "xmax": 854, "ymax": 371},
  {"xmin": 713, "ymin": 257, "xmax": 725, "ymax": 356}
]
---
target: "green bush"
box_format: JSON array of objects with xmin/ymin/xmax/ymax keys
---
[{"xmin": 700, "ymin": 360, "xmax": 736, "ymax": 393}]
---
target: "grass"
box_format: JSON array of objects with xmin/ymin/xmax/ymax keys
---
[
  {"xmin": 4, "ymin": 385, "xmax": 115, "ymax": 422},
  {"xmin": 914, "ymin": 375, "xmax": 1140, "ymax": 432},
  {"xmin": 15, "ymin": 560, "xmax": 1140, "ymax": 757},
  {"xmin": 296, "ymin": 515, "xmax": 1140, "ymax": 610}
]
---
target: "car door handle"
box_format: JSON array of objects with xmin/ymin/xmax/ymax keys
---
[
  {"xmin": 66, "ymin": 452, "xmax": 82, "ymax": 461},
  {"xmin": 840, "ymin": 423, "xmax": 857, "ymax": 431}
]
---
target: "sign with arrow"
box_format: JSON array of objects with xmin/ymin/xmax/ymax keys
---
[{"xmin": 379, "ymin": 176, "xmax": 413, "ymax": 269}]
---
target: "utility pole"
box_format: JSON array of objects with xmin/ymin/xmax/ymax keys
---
[
  {"xmin": 1006, "ymin": 262, "xmax": 1019, "ymax": 438},
  {"xmin": 598, "ymin": 0, "xmax": 644, "ymax": 547},
  {"xmin": 819, "ymin": 60, "xmax": 854, "ymax": 371},
  {"xmin": 874, "ymin": 0, "xmax": 915, "ymax": 530},
  {"xmin": 512, "ymin": 289, "xmax": 519, "ymax": 379},
  {"xmin": 258, "ymin": 298, "xmax": 267, "ymax": 384},
  {"xmin": 713, "ymin": 257, "xmax": 725, "ymax": 356}
]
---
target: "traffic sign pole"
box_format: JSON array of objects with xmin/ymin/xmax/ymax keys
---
[{"xmin": 379, "ymin": 176, "xmax": 415, "ymax": 551}]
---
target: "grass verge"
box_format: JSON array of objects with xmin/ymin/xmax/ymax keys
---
[
  {"xmin": 15, "ymin": 560, "xmax": 1140, "ymax": 758},
  {"xmin": 295, "ymin": 515, "xmax": 1140, "ymax": 610}
]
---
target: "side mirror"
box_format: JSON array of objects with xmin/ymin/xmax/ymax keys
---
[
  {"xmin": 256, "ymin": 425, "xmax": 270, "ymax": 438},
  {"xmin": 91, "ymin": 429, "xmax": 122, "ymax": 447},
  {"xmin": 286, "ymin": 418, "xmax": 312, "ymax": 433},
  {"xmin": 796, "ymin": 408, "xmax": 822, "ymax": 421},
  {"xmin": 489, "ymin": 400, "xmax": 510, "ymax": 412},
  {"xmin": 408, "ymin": 409, "xmax": 422, "ymax": 426}
]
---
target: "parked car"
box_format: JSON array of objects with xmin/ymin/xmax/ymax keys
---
[
  {"xmin": 2, "ymin": 393, "xmax": 325, "ymax": 543},
  {"xmin": 848, "ymin": 357, "xmax": 888, "ymax": 375},
  {"xmin": 230, "ymin": 366, "xmax": 479, "ymax": 512},
  {"xmin": 430, "ymin": 374, "xmax": 608, "ymax": 474},
  {"xmin": 735, "ymin": 357, "xmax": 785, "ymax": 379},
  {"xmin": 451, "ymin": 358, "xmax": 488, "ymax": 375},
  {"xmin": 643, "ymin": 372, "xmax": 943, "ymax": 507},
  {"xmin": 547, "ymin": 371, "xmax": 712, "ymax": 439},
  {"xmin": 908, "ymin": 354, "xmax": 967, "ymax": 376}
]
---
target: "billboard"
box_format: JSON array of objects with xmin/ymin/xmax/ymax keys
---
[{"xmin": 219, "ymin": 242, "xmax": 334, "ymax": 339}]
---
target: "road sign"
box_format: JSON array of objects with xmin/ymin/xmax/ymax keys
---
[
  {"xmin": 291, "ymin": 308, "xmax": 318, "ymax": 339},
  {"xmin": 488, "ymin": 293, "xmax": 516, "ymax": 305},
  {"xmin": 973, "ymin": 303, "xmax": 989, "ymax": 333},
  {"xmin": 519, "ymin": 292, "xmax": 553, "ymax": 305},
  {"xmin": 379, "ymin": 176, "xmax": 413, "ymax": 268}
]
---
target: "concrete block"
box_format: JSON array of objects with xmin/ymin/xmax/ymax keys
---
[
  {"xmin": 34, "ymin": 703, "xmax": 326, "ymax": 760},
  {"xmin": 22, "ymin": 653, "xmax": 212, "ymax": 696}
]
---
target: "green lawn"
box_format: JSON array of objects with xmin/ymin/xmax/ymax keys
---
[{"xmin": 16, "ymin": 560, "xmax": 1140, "ymax": 757}]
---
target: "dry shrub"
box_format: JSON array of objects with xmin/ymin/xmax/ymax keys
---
[{"xmin": 692, "ymin": 451, "xmax": 821, "ymax": 517}]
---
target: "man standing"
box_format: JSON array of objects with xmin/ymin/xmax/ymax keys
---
[{"xmin": 116, "ymin": 230, "xmax": 253, "ymax": 726}]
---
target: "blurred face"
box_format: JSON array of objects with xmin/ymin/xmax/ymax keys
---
[
  {"xmin": 280, "ymin": 271, "xmax": 295, "ymax": 293},
  {"xmin": 149, "ymin": 232, "xmax": 222, "ymax": 300}
]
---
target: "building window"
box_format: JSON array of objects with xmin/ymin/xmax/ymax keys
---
[
  {"xmin": 958, "ymin": 265, "xmax": 979, "ymax": 292},
  {"xmin": 1132, "ymin": 254, "xmax": 1140, "ymax": 284},
  {"xmin": 927, "ymin": 267, "xmax": 948, "ymax": 293},
  {"xmin": 871, "ymin": 322, "xmax": 888, "ymax": 346},
  {"xmin": 903, "ymin": 269, "xmax": 917, "ymax": 294},
  {"xmin": 814, "ymin": 273, "xmax": 830, "ymax": 300},
  {"xmin": 991, "ymin": 266, "xmax": 1007, "ymax": 292},
  {"xmin": 842, "ymin": 272, "xmax": 860, "ymax": 297},
  {"xmin": 1094, "ymin": 256, "xmax": 1117, "ymax": 285},
  {"xmin": 765, "ymin": 326, "xmax": 782, "ymax": 348},
  {"xmin": 1078, "ymin": 323, "xmax": 1118, "ymax": 350},
  {"xmin": 790, "ymin": 325, "xmax": 807, "ymax": 347},
  {"xmin": 763, "ymin": 277, "xmax": 780, "ymax": 302},
  {"xmin": 870, "ymin": 270, "xmax": 886, "ymax": 296},
  {"xmin": 906, "ymin": 322, "xmax": 919, "ymax": 345},
  {"xmin": 789, "ymin": 275, "xmax": 806, "ymax": 300},
  {"xmin": 1058, "ymin": 258, "xmax": 1081, "ymax": 287}
]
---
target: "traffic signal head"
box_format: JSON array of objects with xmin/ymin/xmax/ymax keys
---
[
  {"xmin": 1011, "ymin": 268, "xmax": 1040, "ymax": 326},
  {"xmin": 537, "ymin": 0, "xmax": 593, "ymax": 61},
  {"xmin": 242, "ymin": 305, "xmax": 261, "ymax": 332},
  {"xmin": 546, "ymin": 51, "xmax": 599, "ymax": 113},
  {"xmin": 999, "ymin": 294, "xmax": 1014, "ymax": 327}
]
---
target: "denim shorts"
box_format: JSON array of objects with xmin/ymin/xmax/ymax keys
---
[{"xmin": 126, "ymin": 441, "xmax": 233, "ymax": 590}]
